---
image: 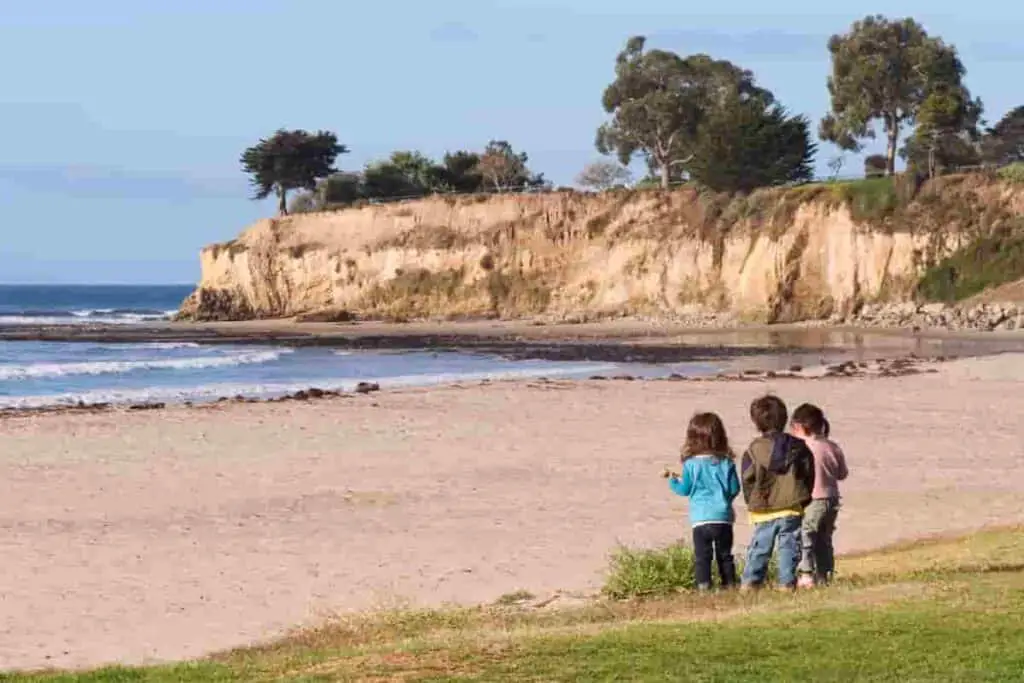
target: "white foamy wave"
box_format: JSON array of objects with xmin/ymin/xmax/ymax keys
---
[
  {"xmin": 0, "ymin": 349, "xmax": 292, "ymax": 381},
  {"xmin": 0, "ymin": 362, "xmax": 618, "ymax": 409},
  {"xmin": 0, "ymin": 309, "xmax": 176, "ymax": 326},
  {"xmin": 131, "ymin": 342, "xmax": 202, "ymax": 350}
]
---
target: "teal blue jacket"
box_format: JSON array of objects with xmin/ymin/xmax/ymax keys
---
[{"xmin": 669, "ymin": 454, "xmax": 740, "ymax": 525}]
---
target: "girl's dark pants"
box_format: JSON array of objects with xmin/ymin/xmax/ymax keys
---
[{"xmin": 692, "ymin": 523, "xmax": 737, "ymax": 588}]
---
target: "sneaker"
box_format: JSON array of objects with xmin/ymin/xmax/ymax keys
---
[
  {"xmin": 797, "ymin": 574, "xmax": 816, "ymax": 590},
  {"xmin": 696, "ymin": 583, "xmax": 712, "ymax": 592}
]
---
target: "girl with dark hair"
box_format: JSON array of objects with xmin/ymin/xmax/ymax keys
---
[{"xmin": 664, "ymin": 412, "xmax": 741, "ymax": 590}]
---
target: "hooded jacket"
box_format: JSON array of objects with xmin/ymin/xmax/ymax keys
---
[{"xmin": 741, "ymin": 432, "xmax": 815, "ymax": 513}]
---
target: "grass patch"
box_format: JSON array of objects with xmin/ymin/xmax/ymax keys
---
[
  {"xmin": 829, "ymin": 176, "xmax": 901, "ymax": 223},
  {"xmin": 8, "ymin": 529, "xmax": 1024, "ymax": 681},
  {"xmin": 916, "ymin": 226, "xmax": 1024, "ymax": 301}
]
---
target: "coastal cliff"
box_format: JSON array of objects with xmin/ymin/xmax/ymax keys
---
[{"xmin": 178, "ymin": 175, "xmax": 1024, "ymax": 323}]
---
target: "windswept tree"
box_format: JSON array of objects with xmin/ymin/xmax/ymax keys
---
[
  {"xmin": 576, "ymin": 160, "xmax": 633, "ymax": 191},
  {"xmin": 241, "ymin": 130, "xmax": 346, "ymax": 214},
  {"xmin": 687, "ymin": 98, "xmax": 815, "ymax": 193},
  {"xmin": 596, "ymin": 36, "xmax": 770, "ymax": 188},
  {"xmin": 477, "ymin": 140, "xmax": 541, "ymax": 191},
  {"xmin": 820, "ymin": 15, "xmax": 979, "ymax": 176}
]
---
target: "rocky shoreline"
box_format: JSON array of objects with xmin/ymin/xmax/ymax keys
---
[
  {"xmin": 830, "ymin": 301, "xmax": 1024, "ymax": 332},
  {"xmin": 0, "ymin": 356, "xmax": 945, "ymax": 421}
]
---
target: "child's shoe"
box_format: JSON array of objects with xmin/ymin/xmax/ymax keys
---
[{"xmin": 797, "ymin": 573, "xmax": 816, "ymax": 590}]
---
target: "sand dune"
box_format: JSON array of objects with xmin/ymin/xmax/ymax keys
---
[{"xmin": 2, "ymin": 354, "xmax": 1023, "ymax": 670}]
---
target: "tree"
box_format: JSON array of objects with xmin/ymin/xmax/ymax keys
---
[
  {"xmin": 596, "ymin": 36, "xmax": 771, "ymax": 188},
  {"xmin": 438, "ymin": 151, "xmax": 484, "ymax": 192},
  {"xmin": 320, "ymin": 172, "xmax": 363, "ymax": 206},
  {"xmin": 827, "ymin": 155, "xmax": 846, "ymax": 181},
  {"xmin": 686, "ymin": 98, "xmax": 815, "ymax": 193},
  {"xmin": 820, "ymin": 16, "xmax": 978, "ymax": 176},
  {"xmin": 362, "ymin": 150, "xmax": 445, "ymax": 199},
  {"xmin": 477, "ymin": 140, "xmax": 539, "ymax": 191},
  {"xmin": 240, "ymin": 129, "xmax": 346, "ymax": 214},
  {"xmin": 902, "ymin": 86, "xmax": 982, "ymax": 177},
  {"xmin": 576, "ymin": 160, "xmax": 632, "ymax": 191},
  {"xmin": 982, "ymin": 106, "xmax": 1024, "ymax": 165},
  {"xmin": 864, "ymin": 154, "xmax": 888, "ymax": 177}
]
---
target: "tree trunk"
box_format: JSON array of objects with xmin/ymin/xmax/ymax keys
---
[
  {"xmin": 660, "ymin": 162, "xmax": 670, "ymax": 189},
  {"xmin": 278, "ymin": 188, "xmax": 288, "ymax": 215},
  {"xmin": 886, "ymin": 124, "xmax": 899, "ymax": 176}
]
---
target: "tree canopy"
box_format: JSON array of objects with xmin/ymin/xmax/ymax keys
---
[
  {"xmin": 576, "ymin": 160, "xmax": 633, "ymax": 191},
  {"xmin": 596, "ymin": 36, "xmax": 771, "ymax": 188},
  {"xmin": 820, "ymin": 15, "xmax": 980, "ymax": 176},
  {"xmin": 248, "ymin": 15, "xmax": 1009, "ymax": 217},
  {"xmin": 477, "ymin": 140, "xmax": 544, "ymax": 191},
  {"xmin": 687, "ymin": 98, "xmax": 815, "ymax": 193},
  {"xmin": 982, "ymin": 106, "xmax": 1024, "ymax": 166},
  {"xmin": 240, "ymin": 129, "xmax": 347, "ymax": 214},
  {"xmin": 595, "ymin": 36, "xmax": 812, "ymax": 192},
  {"xmin": 901, "ymin": 85, "xmax": 982, "ymax": 176}
]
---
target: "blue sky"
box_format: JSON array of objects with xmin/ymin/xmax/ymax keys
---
[{"xmin": 1, "ymin": 0, "xmax": 1021, "ymax": 284}]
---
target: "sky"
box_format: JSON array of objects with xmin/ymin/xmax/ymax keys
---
[{"xmin": 1, "ymin": 0, "xmax": 1022, "ymax": 284}]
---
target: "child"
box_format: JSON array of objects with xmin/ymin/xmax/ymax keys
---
[
  {"xmin": 740, "ymin": 395, "xmax": 815, "ymax": 591},
  {"xmin": 791, "ymin": 403, "xmax": 848, "ymax": 588},
  {"xmin": 665, "ymin": 412, "xmax": 741, "ymax": 590}
]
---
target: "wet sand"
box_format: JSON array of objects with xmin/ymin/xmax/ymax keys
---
[
  {"xmin": 2, "ymin": 354, "xmax": 1023, "ymax": 670},
  {"xmin": 4, "ymin": 318, "xmax": 1024, "ymax": 366}
]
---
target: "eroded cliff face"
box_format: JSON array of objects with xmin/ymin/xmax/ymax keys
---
[{"xmin": 178, "ymin": 176, "xmax": 1024, "ymax": 323}]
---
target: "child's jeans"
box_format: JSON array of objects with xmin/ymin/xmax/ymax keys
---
[
  {"xmin": 741, "ymin": 515, "xmax": 801, "ymax": 587},
  {"xmin": 799, "ymin": 497, "xmax": 840, "ymax": 582},
  {"xmin": 692, "ymin": 523, "xmax": 737, "ymax": 589}
]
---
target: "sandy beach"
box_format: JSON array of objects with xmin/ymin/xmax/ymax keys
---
[{"xmin": 2, "ymin": 352, "xmax": 1024, "ymax": 670}]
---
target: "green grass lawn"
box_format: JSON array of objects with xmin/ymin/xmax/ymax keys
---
[{"xmin": 6, "ymin": 528, "xmax": 1024, "ymax": 682}]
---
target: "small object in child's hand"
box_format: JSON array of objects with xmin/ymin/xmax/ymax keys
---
[{"xmin": 662, "ymin": 467, "xmax": 679, "ymax": 479}]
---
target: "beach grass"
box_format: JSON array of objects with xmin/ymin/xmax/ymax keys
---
[{"xmin": 5, "ymin": 527, "xmax": 1024, "ymax": 682}]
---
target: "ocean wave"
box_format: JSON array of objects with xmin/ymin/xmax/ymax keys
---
[
  {"xmin": 0, "ymin": 362, "xmax": 619, "ymax": 408},
  {"xmin": 0, "ymin": 308, "xmax": 176, "ymax": 325},
  {"xmin": 0, "ymin": 349, "xmax": 292, "ymax": 381}
]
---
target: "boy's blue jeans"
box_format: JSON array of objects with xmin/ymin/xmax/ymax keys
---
[{"xmin": 742, "ymin": 515, "xmax": 801, "ymax": 587}]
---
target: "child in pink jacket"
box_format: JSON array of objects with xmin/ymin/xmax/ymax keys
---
[{"xmin": 790, "ymin": 403, "xmax": 848, "ymax": 588}]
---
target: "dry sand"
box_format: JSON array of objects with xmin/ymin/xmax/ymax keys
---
[{"xmin": 2, "ymin": 354, "xmax": 1024, "ymax": 670}]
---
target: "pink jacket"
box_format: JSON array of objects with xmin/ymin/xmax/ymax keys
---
[{"xmin": 805, "ymin": 436, "xmax": 848, "ymax": 499}]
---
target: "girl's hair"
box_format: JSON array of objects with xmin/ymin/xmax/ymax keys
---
[
  {"xmin": 682, "ymin": 412, "xmax": 732, "ymax": 460},
  {"xmin": 791, "ymin": 403, "xmax": 830, "ymax": 437}
]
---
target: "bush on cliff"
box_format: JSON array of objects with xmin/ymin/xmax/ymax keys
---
[
  {"xmin": 998, "ymin": 162, "xmax": 1024, "ymax": 184},
  {"xmin": 917, "ymin": 225, "xmax": 1024, "ymax": 301}
]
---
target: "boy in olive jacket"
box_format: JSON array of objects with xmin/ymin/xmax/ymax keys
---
[{"xmin": 740, "ymin": 395, "xmax": 815, "ymax": 590}]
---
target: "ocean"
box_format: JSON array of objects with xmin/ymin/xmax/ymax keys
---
[{"xmin": 0, "ymin": 285, "xmax": 713, "ymax": 409}]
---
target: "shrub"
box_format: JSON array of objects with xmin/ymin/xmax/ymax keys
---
[
  {"xmin": 916, "ymin": 225, "xmax": 1024, "ymax": 301},
  {"xmin": 603, "ymin": 543, "xmax": 778, "ymax": 598},
  {"xmin": 604, "ymin": 544, "xmax": 697, "ymax": 598},
  {"xmin": 998, "ymin": 162, "xmax": 1024, "ymax": 184},
  {"xmin": 864, "ymin": 154, "xmax": 888, "ymax": 178}
]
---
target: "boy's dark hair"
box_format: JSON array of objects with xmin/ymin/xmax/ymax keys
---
[
  {"xmin": 750, "ymin": 395, "xmax": 788, "ymax": 433},
  {"xmin": 792, "ymin": 403, "xmax": 829, "ymax": 437},
  {"xmin": 682, "ymin": 412, "xmax": 732, "ymax": 460}
]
